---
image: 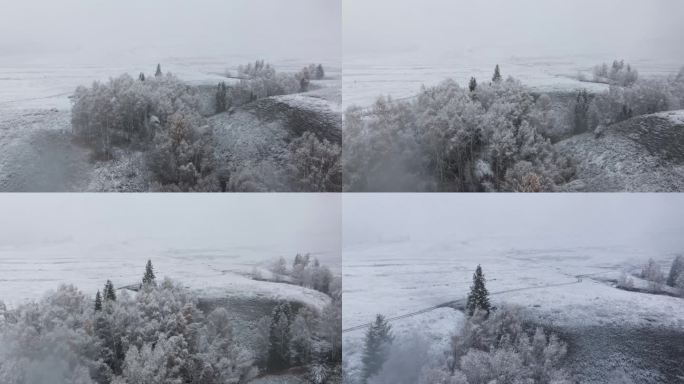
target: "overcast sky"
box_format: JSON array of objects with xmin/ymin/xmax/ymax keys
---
[
  {"xmin": 0, "ymin": 194, "xmax": 341, "ymax": 257},
  {"xmin": 344, "ymin": 0, "xmax": 684, "ymax": 61},
  {"xmin": 0, "ymin": 0, "xmax": 340, "ymax": 62},
  {"xmin": 343, "ymin": 194, "xmax": 684, "ymax": 252}
]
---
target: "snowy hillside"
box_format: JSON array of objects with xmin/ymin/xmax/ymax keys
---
[{"xmin": 556, "ymin": 110, "xmax": 684, "ymax": 192}]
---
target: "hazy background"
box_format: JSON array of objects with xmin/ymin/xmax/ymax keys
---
[
  {"xmin": 0, "ymin": 194, "xmax": 341, "ymax": 258},
  {"xmin": 344, "ymin": 0, "xmax": 684, "ymax": 61},
  {"xmin": 343, "ymin": 194, "xmax": 684, "ymax": 253},
  {"xmin": 0, "ymin": 0, "xmax": 341, "ymax": 64}
]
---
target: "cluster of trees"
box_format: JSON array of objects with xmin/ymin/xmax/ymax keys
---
[
  {"xmin": 295, "ymin": 63, "xmax": 326, "ymax": 92},
  {"xmin": 0, "ymin": 259, "xmax": 342, "ymax": 384},
  {"xmin": 354, "ymin": 266, "xmax": 571, "ymax": 384},
  {"xmin": 344, "ymin": 65, "xmax": 576, "ymax": 191},
  {"xmin": 636, "ymin": 256, "xmax": 684, "ymax": 294},
  {"xmin": 257, "ymin": 254, "xmax": 342, "ymax": 383},
  {"xmin": 269, "ymin": 254, "xmax": 339, "ymax": 297},
  {"xmin": 255, "ymin": 297, "xmax": 341, "ymax": 383},
  {"xmin": 572, "ymin": 63, "xmax": 684, "ymax": 135},
  {"xmin": 0, "ymin": 262, "xmax": 257, "ymax": 384},
  {"xmin": 287, "ymin": 132, "xmax": 342, "ymax": 192},
  {"xmin": 592, "ymin": 60, "xmax": 639, "ymax": 86},
  {"xmin": 72, "ymin": 65, "xmax": 218, "ymax": 191},
  {"xmin": 72, "ymin": 61, "xmax": 338, "ymax": 192}
]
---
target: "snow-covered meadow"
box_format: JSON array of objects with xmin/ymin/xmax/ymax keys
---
[
  {"xmin": 342, "ymin": 194, "xmax": 684, "ymax": 382},
  {"xmin": 0, "ymin": 194, "xmax": 341, "ymax": 308},
  {"xmin": 343, "ymin": 52, "xmax": 682, "ymax": 108}
]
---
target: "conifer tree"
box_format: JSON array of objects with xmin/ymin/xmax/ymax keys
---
[
  {"xmin": 216, "ymin": 81, "xmax": 228, "ymax": 113},
  {"xmin": 104, "ymin": 280, "xmax": 116, "ymax": 302},
  {"xmin": 143, "ymin": 259, "xmax": 156, "ymax": 286},
  {"xmin": 667, "ymin": 255, "xmax": 684, "ymax": 287},
  {"xmin": 138, "ymin": 72, "xmax": 145, "ymax": 81},
  {"xmin": 268, "ymin": 302, "xmax": 293, "ymax": 371},
  {"xmin": 466, "ymin": 265, "xmax": 490, "ymax": 316},
  {"xmin": 155, "ymin": 63, "xmax": 162, "ymax": 77},
  {"xmin": 315, "ymin": 64, "xmax": 325, "ymax": 80},
  {"xmin": 94, "ymin": 290, "xmax": 103, "ymax": 311},
  {"xmin": 469, "ymin": 77, "xmax": 478, "ymax": 92},
  {"xmin": 361, "ymin": 314, "xmax": 393, "ymax": 383},
  {"xmin": 492, "ymin": 64, "xmax": 502, "ymax": 82}
]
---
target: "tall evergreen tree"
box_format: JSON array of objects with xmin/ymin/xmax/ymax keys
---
[
  {"xmin": 138, "ymin": 72, "xmax": 145, "ymax": 81},
  {"xmin": 574, "ymin": 89, "xmax": 591, "ymax": 133},
  {"xmin": 216, "ymin": 81, "xmax": 228, "ymax": 113},
  {"xmin": 268, "ymin": 302, "xmax": 293, "ymax": 371},
  {"xmin": 315, "ymin": 64, "xmax": 325, "ymax": 80},
  {"xmin": 361, "ymin": 314, "xmax": 393, "ymax": 383},
  {"xmin": 143, "ymin": 259, "xmax": 156, "ymax": 286},
  {"xmin": 492, "ymin": 64, "xmax": 502, "ymax": 82},
  {"xmin": 466, "ymin": 265, "xmax": 490, "ymax": 316},
  {"xmin": 667, "ymin": 255, "xmax": 684, "ymax": 287},
  {"xmin": 469, "ymin": 77, "xmax": 478, "ymax": 92},
  {"xmin": 104, "ymin": 280, "xmax": 116, "ymax": 302},
  {"xmin": 155, "ymin": 63, "xmax": 162, "ymax": 77},
  {"xmin": 94, "ymin": 290, "xmax": 103, "ymax": 311}
]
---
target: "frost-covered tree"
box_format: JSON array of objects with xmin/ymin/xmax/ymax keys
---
[
  {"xmin": 104, "ymin": 280, "xmax": 117, "ymax": 302},
  {"xmin": 315, "ymin": 64, "xmax": 325, "ymax": 80},
  {"xmin": 268, "ymin": 302, "xmax": 293, "ymax": 371},
  {"xmin": 290, "ymin": 308, "xmax": 314, "ymax": 365},
  {"xmin": 155, "ymin": 64, "xmax": 162, "ymax": 77},
  {"xmin": 215, "ymin": 81, "xmax": 228, "ymax": 113},
  {"xmin": 95, "ymin": 290, "xmax": 103, "ymax": 311},
  {"xmin": 492, "ymin": 65, "xmax": 502, "ymax": 83},
  {"xmin": 142, "ymin": 259, "xmax": 156, "ymax": 286},
  {"xmin": 466, "ymin": 265, "xmax": 490, "ymax": 316},
  {"xmin": 667, "ymin": 255, "xmax": 684, "ymax": 287},
  {"xmin": 367, "ymin": 333, "xmax": 430, "ymax": 384},
  {"xmin": 468, "ymin": 77, "xmax": 477, "ymax": 92},
  {"xmin": 288, "ymin": 132, "xmax": 342, "ymax": 192},
  {"xmin": 641, "ymin": 258, "xmax": 665, "ymax": 291},
  {"xmin": 573, "ymin": 89, "xmax": 591, "ymax": 134},
  {"xmin": 361, "ymin": 314, "xmax": 393, "ymax": 383}
]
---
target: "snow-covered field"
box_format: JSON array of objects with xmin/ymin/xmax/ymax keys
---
[
  {"xmin": 0, "ymin": 53, "xmax": 340, "ymax": 111},
  {"xmin": 343, "ymin": 52, "xmax": 681, "ymax": 108},
  {"xmin": 0, "ymin": 239, "xmax": 336, "ymax": 311},
  {"xmin": 342, "ymin": 194, "xmax": 684, "ymax": 381}
]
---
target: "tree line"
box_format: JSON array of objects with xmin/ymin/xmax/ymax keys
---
[{"xmin": 0, "ymin": 259, "xmax": 341, "ymax": 384}]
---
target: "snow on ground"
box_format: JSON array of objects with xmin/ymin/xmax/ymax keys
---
[
  {"xmin": 653, "ymin": 109, "xmax": 684, "ymax": 125},
  {"xmin": 0, "ymin": 53, "xmax": 340, "ymax": 111},
  {"xmin": 342, "ymin": 236, "xmax": 684, "ymax": 379},
  {"xmin": 0, "ymin": 238, "xmax": 336, "ymax": 311},
  {"xmin": 343, "ymin": 52, "xmax": 681, "ymax": 108}
]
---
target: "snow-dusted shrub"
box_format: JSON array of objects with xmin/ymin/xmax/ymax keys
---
[
  {"xmin": 617, "ymin": 271, "xmax": 635, "ymax": 289},
  {"xmin": 287, "ymin": 132, "xmax": 342, "ymax": 192},
  {"xmin": 641, "ymin": 258, "xmax": 665, "ymax": 291},
  {"xmin": 344, "ymin": 79, "xmax": 575, "ymax": 192}
]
